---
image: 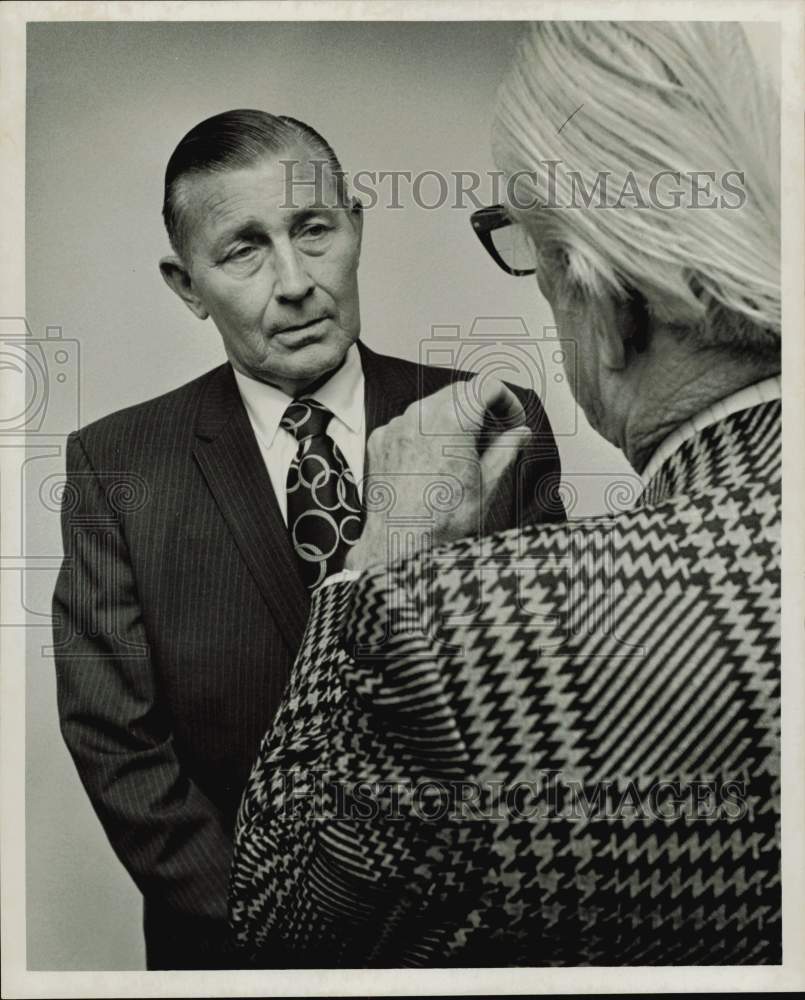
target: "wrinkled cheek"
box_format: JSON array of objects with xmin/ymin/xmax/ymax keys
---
[
  {"xmin": 320, "ymin": 270, "xmax": 360, "ymax": 333},
  {"xmin": 343, "ymin": 272, "xmax": 363, "ymax": 328},
  {"xmin": 215, "ymin": 309, "xmax": 270, "ymax": 361}
]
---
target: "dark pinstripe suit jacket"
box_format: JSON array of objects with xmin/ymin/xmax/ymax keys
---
[{"xmin": 52, "ymin": 341, "xmax": 563, "ymax": 968}]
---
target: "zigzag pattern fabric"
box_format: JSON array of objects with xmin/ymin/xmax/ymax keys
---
[{"xmin": 230, "ymin": 400, "xmax": 781, "ymax": 967}]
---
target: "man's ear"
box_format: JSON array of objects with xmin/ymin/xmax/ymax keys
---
[
  {"xmin": 595, "ymin": 289, "xmax": 651, "ymax": 371},
  {"xmin": 159, "ymin": 256, "xmax": 209, "ymax": 320},
  {"xmin": 349, "ymin": 197, "xmax": 364, "ymax": 255}
]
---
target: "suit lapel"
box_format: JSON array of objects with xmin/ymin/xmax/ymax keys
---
[
  {"xmin": 359, "ymin": 341, "xmax": 418, "ymax": 437},
  {"xmin": 190, "ymin": 349, "xmax": 424, "ymax": 656},
  {"xmin": 193, "ymin": 364, "xmax": 309, "ymax": 653}
]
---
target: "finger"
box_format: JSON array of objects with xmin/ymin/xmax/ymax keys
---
[
  {"xmin": 451, "ymin": 376, "xmax": 527, "ymax": 436},
  {"xmin": 364, "ymin": 425, "xmax": 386, "ymax": 471},
  {"xmin": 366, "ymin": 423, "xmax": 385, "ymax": 451},
  {"xmin": 479, "ymin": 425, "xmax": 531, "ymax": 493},
  {"xmin": 477, "ymin": 376, "xmax": 527, "ymax": 427}
]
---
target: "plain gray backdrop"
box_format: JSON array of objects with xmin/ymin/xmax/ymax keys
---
[{"xmin": 24, "ymin": 19, "xmax": 777, "ymax": 970}]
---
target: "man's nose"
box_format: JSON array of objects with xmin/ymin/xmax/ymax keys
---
[{"xmin": 273, "ymin": 241, "xmax": 315, "ymax": 303}]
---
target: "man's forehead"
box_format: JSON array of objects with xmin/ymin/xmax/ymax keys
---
[{"xmin": 183, "ymin": 147, "xmax": 342, "ymax": 218}]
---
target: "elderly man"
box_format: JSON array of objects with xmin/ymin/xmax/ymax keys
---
[
  {"xmin": 52, "ymin": 110, "xmax": 563, "ymax": 969},
  {"xmin": 231, "ymin": 22, "xmax": 781, "ymax": 966}
]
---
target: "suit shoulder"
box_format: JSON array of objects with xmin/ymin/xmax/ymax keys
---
[
  {"xmin": 73, "ymin": 364, "xmax": 224, "ymax": 455},
  {"xmin": 363, "ymin": 347, "xmax": 475, "ymax": 394},
  {"xmin": 364, "ymin": 346, "xmax": 546, "ymax": 402}
]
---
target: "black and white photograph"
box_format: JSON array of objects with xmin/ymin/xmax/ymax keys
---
[{"xmin": 1, "ymin": 1, "xmax": 803, "ymax": 996}]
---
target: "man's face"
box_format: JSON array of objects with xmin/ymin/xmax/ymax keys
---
[{"xmin": 173, "ymin": 146, "xmax": 362, "ymax": 393}]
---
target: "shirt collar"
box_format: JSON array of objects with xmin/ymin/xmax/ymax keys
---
[
  {"xmin": 232, "ymin": 342, "xmax": 365, "ymax": 448},
  {"xmin": 311, "ymin": 342, "xmax": 365, "ymax": 435},
  {"xmin": 640, "ymin": 375, "xmax": 782, "ymax": 486}
]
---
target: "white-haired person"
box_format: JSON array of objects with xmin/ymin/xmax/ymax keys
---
[{"xmin": 229, "ymin": 22, "xmax": 781, "ymax": 966}]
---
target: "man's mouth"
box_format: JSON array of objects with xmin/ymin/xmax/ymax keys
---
[{"xmin": 276, "ymin": 316, "xmax": 329, "ymax": 336}]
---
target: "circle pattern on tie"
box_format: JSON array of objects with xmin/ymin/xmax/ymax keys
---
[{"xmin": 282, "ymin": 398, "xmax": 363, "ymax": 589}]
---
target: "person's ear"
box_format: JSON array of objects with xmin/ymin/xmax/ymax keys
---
[
  {"xmin": 159, "ymin": 256, "xmax": 209, "ymax": 320},
  {"xmin": 620, "ymin": 288, "xmax": 651, "ymax": 360},
  {"xmin": 349, "ymin": 197, "xmax": 364, "ymax": 255},
  {"xmin": 597, "ymin": 290, "xmax": 650, "ymax": 370}
]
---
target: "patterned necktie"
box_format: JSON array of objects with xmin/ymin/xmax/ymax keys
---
[{"xmin": 281, "ymin": 398, "xmax": 362, "ymax": 590}]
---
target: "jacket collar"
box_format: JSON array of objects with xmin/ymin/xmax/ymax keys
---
[
  {"xmin": 194, "ymin": 341, "xmax": 413, "ymax": 443},
  {"xmin": 638, "ymin": 396, "xmax": 781, "ymax": 507}
]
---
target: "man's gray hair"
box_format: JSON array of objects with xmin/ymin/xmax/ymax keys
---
[{"xmin": 494, "ymin": 22, "xmax": 780, "ymax": 357}]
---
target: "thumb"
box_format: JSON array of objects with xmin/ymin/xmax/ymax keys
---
[{"xmin": 480, "ymin": 425, "xmax": 531, "ymax": 497}]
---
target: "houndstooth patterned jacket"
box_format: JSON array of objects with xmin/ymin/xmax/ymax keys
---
[{"xmin": 229, "ymin": 399, "xmax": 781, "ymax": 967}]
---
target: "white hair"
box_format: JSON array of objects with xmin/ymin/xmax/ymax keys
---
[{"xmin": 493, "ymin": 22, "xmax": 780, "ymax": 354}]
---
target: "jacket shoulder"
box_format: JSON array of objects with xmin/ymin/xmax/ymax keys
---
[
  {"xmin": 361, "ymin": 346, "xmax": 476, "ymax": 396},
  {"xmin": 72, "ymin": 364, "xmax": 225, "ymax": 459},
  {"xmin": 364, "ymin": 346, "xmax": 544, "ymax": 400},
  {"xmin": 363, "ymin": 346, "xmax": 556, "ymax": 450}
]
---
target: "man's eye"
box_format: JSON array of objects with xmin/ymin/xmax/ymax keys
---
[
  {"xmin": 227, "ymin": 245, "xmax": 257, "ymax": 261},
  {"xmin": 298, "ymin": 224, "xmax": 331, "ymax": 239}
]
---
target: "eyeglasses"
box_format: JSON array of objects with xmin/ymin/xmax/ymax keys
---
[{"xmin": 470, "ymin": 204, "xmax": 537, "ymax": 276}]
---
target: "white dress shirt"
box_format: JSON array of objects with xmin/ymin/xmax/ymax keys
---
[
  {"xmin": 233, "ymin": 343, "xmax": 366, "ymax": 525},
  {"xmin": 640, "ymin": 375, "xmax": 782, "ymax": 485}
]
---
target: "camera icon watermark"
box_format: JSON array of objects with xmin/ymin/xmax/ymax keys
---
[
  {"xmin": 419, "ymin": 316, "xmax": 577, "ymax": 437},
  {"xmin": 0, "ymin": 316, "xmax": 80, "ymax": 436},
  {"xmin": 0, "ymin": 317, "xmax": 82, "ymax": 640},
  {"xmin": 362, "ymin": 468, "xmax": 472, "ymax": 571}
]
